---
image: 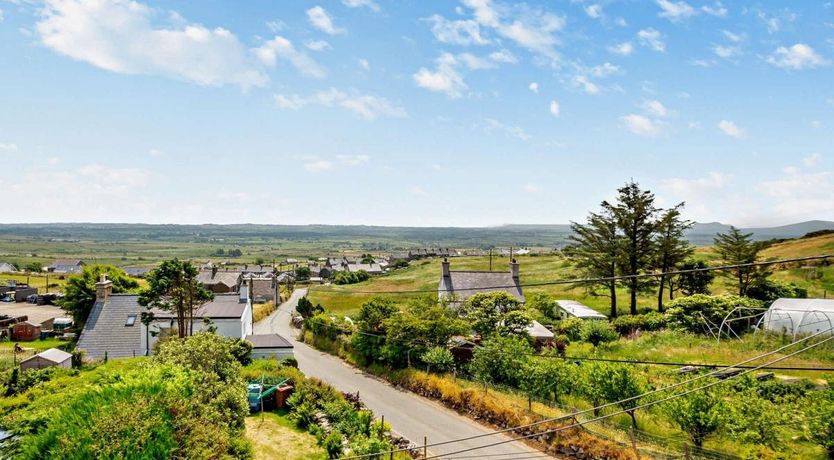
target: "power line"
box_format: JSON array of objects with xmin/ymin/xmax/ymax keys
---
[
  {"xmin": 336, "ymin": 328, "xmax": 833, "ymax": 459},
  {"xmin": 421, "ymin": 333, "xmax": 834, "ymax": 460},
  {"xmin": 309, "ymin": 253, "xmax": 834, "ymax": 295}
]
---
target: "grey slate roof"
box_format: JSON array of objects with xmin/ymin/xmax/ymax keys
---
[
  {"xmin": 150, "ymin": 294, "xmax": 246, "ymax": 319},
  {"xmin": 0, "ymin": 262, "xmax": 17, "ymax": 273},
  {"xmin": 197, "ymin": 270, "xmax": 241, "ymax": 288},
  {"xmin": 438, "ymin": 271, "xmax": 525, "ymax": 303},
  {"xmin": 245, "ymin": 333, "xmax": 293, "ymax": 349},
  {"xmin": 346, "ymin": 263, "xmax": 383, "ymax": 274},
  {"xmin": 77, "ymin": 294, "xmax": 143, "ymax": 359}
]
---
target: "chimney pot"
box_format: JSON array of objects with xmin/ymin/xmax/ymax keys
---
[
  {"xmin": 441, "ymin": 258, "xmax": 451, "ymax": 278},
  {"xmin": 510, "ymin": 259, "xmax": 519, "ymax": 279},
  {"xmin": 95, "ymin": 275, "xmax": 113, "ymax": 303}
]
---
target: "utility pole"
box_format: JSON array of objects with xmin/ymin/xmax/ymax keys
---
[{"xmin": 489, "ymin": 249, "xmax": 493, "ymax": 271}]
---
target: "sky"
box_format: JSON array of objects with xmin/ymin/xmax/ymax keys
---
[{"xmin": 0, "ymin": 0, "xmax": 832, "ymax": 227}]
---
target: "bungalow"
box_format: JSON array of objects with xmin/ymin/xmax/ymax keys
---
[
  {"xmin": 553, "ymin": 300, "xmax": 608, "ymax": 320},
  {"xmin": 197, "ymin": 267, "xmax": 242, "ymax": 293},
  {"xmin": 77, "ymin": 275, "xmax": 253, "ymax": 359},
  {"xmin": 20, "ymin": 348, "xmax": 72, "ymax": 372},
  {"xmin": 47, "ymin": 259, "xmax": 84, "ymax": 274},
  {"xmin": 245, "ymin": 333, "xmax": 294, "ymax": 360},
  {"xmin": 0, "ymin": 262, "xmax": 17, "ymax": 273},
  {"xmin": 438, "ymin": 258, "xmax": 525, "ymax": 305},
  {"xmin": 346, "ymin": 263, "xmax": 384, "ymax": 275}
]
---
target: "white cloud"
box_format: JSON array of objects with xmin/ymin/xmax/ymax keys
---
[
  {"xmin": 701, "ymin": 3, "xmax": 727, "ymax": 17},
  {"xmin": 489, "ymin": 49, "xmax": 517, "ymax": 64},
  {"xmin": 305, "ymin": 39, "xmax": 331, "ymax": 51},
  {"xmin": 656, "ymin": 0, "xmax": 696, "ymax": 22},
  {"xmin": 77, "ymin": 164, "xmax": 148, "ymax": 188},
  {"xmin": 572, "ymin": 75, "xmax": 600, "ymax": 95},
  {"xmin": 584, "ymin": 4, "xmax": 603, "ymax": 19},
  {"xmin": 712, "ymin": 45, "xmax": 740, "ymax": 59},
  {"xmin": 253, "ymin": 36, "xmax": 326, "ymax": 78},
  {"xmin": 528, "ymin": 82, "xmax": 539, "ymax": 93},
  {"xmin": 549, "ymin": 100, "xmax": 560, "ymax": 117},
  {"xmin": 483, "ymin": 118, "xmax": 531, "ymax": 141},
  {"xmin": 642, "ymin": 99, "xmax": 668, "ymax": 117},
  {"xmin": 803, "ymin": 153, "xmax": 822, "ymax": 166},
  {"xmin": 425, "ymin": 14, "xmax": 489, "ymax": 46},
  {"xmin": 0, "ymin": 143, "xmax": 18, "ymax": 153},
  {"xmin": 723, "ymin": 30, "xmax": 743, "ymax": 43},
  {"xmin": 589, "ymin": 62, "xmax": 619, "ymax": 78},
  {"xmin": 620, "ymin": 114, "xmax": 664, "ymax": 137},
  {"xmin": 637, "ymin": 28, "xmax": 665, "ymax": 52},
  {"xmin": 460, "ymin": 0, "xmax": 564, "ymax": 62},
  {"xmin": 0, "ymin": 8, "xmax": 4, "ymax": 23},
  {"xmin": 358, "ymin": 58, "xmax": 370, "ymax": 71},
  {"xmin": 757, "ymin": 11, "xmax": 780, "ymax": 34},
  {"xmin": 766, "ymin": 44, "xmax": 828, "ymax": 70},
  {"xmin": 717, "ymin": 119, "xmax": 745, "ymax": 138},
  {"xmin": 759, "ymin": 167, "xmax": 834, "ymax": 221},
  {"xmin": 148, "ymin": 148, "xmax": 163, "ymax": 157},
  {"xmin": 523, "ymin": 183, "xmax": 542, "ymax": 194},
  {"xmin": 36, "ymin": 0, "xmax": 268, "ymax": 89},
  {"xmin": 336, "ymin": 154, "xmax": 370, "ymax": 165},
  {"xmin": 410, "ymin": 186, "xmax": 429, "ymax": 197},
  {"xmin": 307, "ymin": 6, "xmax": 345, "ymax": 35},
  {"xmin": 608, "ymin": 41, "xmax": 634, "ymax": 56},
  {"xmin": 274, "ymin": 89, "xmax": 406, "ymax": 120},
  {"xmin": 413, "ymin": 53, "xmax": 467, "ymax": 98},
  {"xmin": 342, "ymin": 0, "xmax": 380, "ymax": 12},
  {"xmin": 304, "ymin": 160, "xmax": 334, "ymax": 173},
  {"xmin": 661, "ymin": 171, "xmax": 731, "ymax": 196}
]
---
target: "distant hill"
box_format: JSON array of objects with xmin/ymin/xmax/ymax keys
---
[{"xmin": 0, "ymin": 220, "xmax": 831, "ymax": 248}]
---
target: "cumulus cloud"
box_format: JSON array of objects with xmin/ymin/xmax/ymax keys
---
[
  {"xmin": 253, "ymin": 36, "xmax": 326, "ymax": 78},
  {"xmin": 717, "ymin": 120, "xmax": 745, "ymax": 138},
  {"xmin": 659, "ymin": 172, "xmax": 732, "ymax": 220},
  {"xmin": 303, "ymin": 160, "xmax": 333, "ymax": 173},
  {"xmin": 342, "ymin": 0, "xmax": 379, "ymax": 12},
  {"xmin": 608, "ymin": 41, "xmax": 634, "ymax": 56},
  {"xmin": 803, "ymin": 153, "xmax": 822, "ymax": 166},
  {"xmin": 0, "ymin": 143, "xmax": 19, "ymax": 153},
  {"xmin": 642, "ymin": 100, "xmax": 668, "ymax": 117},
  {"xmin": 528, "ymin": 82, "xmax": 539, "ymax": 93},
  {"xmin": 656, "ymin": 0, "xmax": 696, "ymax": 22},
  {"xmin": 413, "ymin": 51, "xmax": 516, "ymax": 98},
  {"xmin": 425, "ymin": 14, "xmax": 489, "ymax": 46},
  {"xmin": 637, "ymin": 28, "xmax": 665, "ymax": 52},
  {"xmin": 305, "ymin": 39, "xmax": 331, "ymax": 51},
  {"xmin": 766, "ymin": 44, "xmax": 828, "ymax": 70},
  {"xmin": 621, "ymin": 114, "xmax": 665, "ymax": 137},
  {"xmin": 36, "ymin": 0, "xmax": 268, "ymax": 89},
  {"xmin": 713, "ymin": 44, "xmax": 740, "ymax": 59},
  {"xmin": 549, "ymin": 100, "xmax": 560, "ymax": 117},
  {"xmin": 307, "ymin": 6, "xmax": 345, "ymax": 35},
  {"xmin": 759, "ymin": 166, "xmax": 834, "ymax": 222},
  {"xmin": 148, "ymin": 148, "xmax": 163, "ymax": 157},
  {"xmin": 274, "ymin": 88, "xmax": 407, "ymax": 120},
  {"xmin": 584, "ymin": 4, "xmax": 603, "ymax": 19},
  {"xmin": 702, "ymin": 3, "xmax": 727, "ymax": 17}
]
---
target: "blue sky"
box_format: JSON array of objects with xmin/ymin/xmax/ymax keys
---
[{"xmin": 0, "ymin": 0, "xmax": 832, "ymax": 226}]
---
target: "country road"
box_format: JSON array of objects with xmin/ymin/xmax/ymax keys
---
[{"xmin": 254, "ymin": 288, "xmax": 545, "ymax": 458}]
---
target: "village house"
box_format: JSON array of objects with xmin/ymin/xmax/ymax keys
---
[
  {"xmin": 346, "ymin": 263, "xmax": 384, "ymax": 275},
  {"xmin": 197, "ymin": 267, "xmax": 242, "ymax": 293},
  {"xmin": 46, "ymin": 259, "xmax": 85, "ymax": 274},
  {"xmin": 240, "ymin": 264, "xmax": 275, "ymax": 277},
  {"xmin": 437, "ymin": 258, "xmax": 525, "ymax": 305},
  {"xmin": 122, "ymin": 267, "xmax": 152, "ymax": 278},
  {"xmin": 241, "ymin": 275, "xmax": 279, "ymax": 303},
  {"xmin": 20, "ymin": 348, "xmax": 72, "ymax": 372}
]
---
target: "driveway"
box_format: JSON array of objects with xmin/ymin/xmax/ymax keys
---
[{"xmin": 254, "ymin": 289, "xmax": 545, "ymax": 458}]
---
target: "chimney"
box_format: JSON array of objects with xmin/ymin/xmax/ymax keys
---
[
  {"xmin": 95, "ymin": 274, "xmax": 113, "ymax": 303},
  {"xmin": 212, "ymin": 266, "xmax": 218, "ymax": 277},
  {"xmin": 441, "ymin": 258, "xmax": 450, "ymax": 278},
  {"xmin": 510, "ymin": 258, "xmax": 519, "ymax": 280}
]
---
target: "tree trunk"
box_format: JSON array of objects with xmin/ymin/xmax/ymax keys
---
[
  {"xmin": 657, "ymin": 273, "xmax": 666, "ymax": 312},
  {"xmin": 628, "ymin": 410, "xmax": 637, "ymax": 429},
  {"xmin": 630, "ymin": 278, "xmax": 638, "ymax": 315},
  {"xmin": 609, "ymin": 281, "xmax": 618, "ymax": 318}
]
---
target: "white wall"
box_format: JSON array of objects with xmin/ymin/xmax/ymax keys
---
[
  {"xmin": 251, "ymin": 348, "xmax": 294, "ymax": 360},
  {"xmin": 141, "ymin": 313, "xmax": 248, "ymax": 354}
]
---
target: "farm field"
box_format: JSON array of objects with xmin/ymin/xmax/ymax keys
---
[{"xmin": 306, "ymin": 233, "xmax": 834, "ymax": 316}]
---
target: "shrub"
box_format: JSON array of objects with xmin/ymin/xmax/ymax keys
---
[
  {"xmin": 527, "ymin": 292, "xmax": 558, "ymax": 320},
  {"xmin": 422, "ymin": 346, "xmax": 455, "ymax": 373},
  {"xmin": 323, "ymin": 432, "xmax": 343, "ymax": 459},
  {"xmin": 746, "ymin": 279, "xmax": 808, "ymax": 303},
  {"xmin": 334, "ymin": 270, "xmax": 371, "ymax": 285},
  {"xmin": 611, "ymin": 312, "xmax": 667, "ymax": 335},
  {"xmin": 662, "ymin": 383, "xmax": 727, "ymax": 448},
  {"xmin": 579, "ymin": 320, "xmax": 618, "ymax": 347},
  {"xmin": 552, "ymin": 317, "xmax": 584, "ymax": 341},
  {"xmin": 664, "ymin": 294, "xmax": 763, "ymax": 334},
  {"xmin": 469, "ymin": 336, "xmax": 532, "ymax": 387},
  {"xmin": 281, "ymin": 356, "xmax": 299, "ymax": 368}
]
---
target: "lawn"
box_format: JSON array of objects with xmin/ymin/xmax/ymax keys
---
[
  {"xmin": 246, "ymin": 410, "xmax": 326, "ymax": 460},
  {"xmin": 0, "ymin": 338, "xmax": 71, "ymax": 371}
]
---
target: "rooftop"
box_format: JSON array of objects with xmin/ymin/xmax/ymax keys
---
[
  {"xmin": 245, "ymin": 333, "xmax": 293, "ymax": 349},
  {"xmin": 438, "ymin": 270, "xmax": 524, "ymax": 303}
]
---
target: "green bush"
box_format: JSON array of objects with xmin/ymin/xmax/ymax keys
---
[
  {"xmin": 323, "ymin": 431, "xmax": 344, "ymax": 459},
  {"xmin": 334, "ymin": 270, "xmax": 371, "ymax": 285},
  {"xmin": 611, "ymin": 312, "xmax": 667, "ymax": 335},
  {"xmin": 579, "ymin": 320, "xmax": 618, "ymax": 347},
  {"xmin": 664, "ymin": 294, "xmax": 763, "ymax": 334},
  {"xmin": 552, "ymin": 317, "xmax": 584, "ymax": 341},
  {"xmin": 421, "ymin": 346, "xmax": 455, "ymax": 373},
  {"xmin": 281, "ymin": 356, "xmax": 299, "ymax": 368},
  {"xmin": 746, "ymin": 279, "xmax": 808, "ymax": 303}
]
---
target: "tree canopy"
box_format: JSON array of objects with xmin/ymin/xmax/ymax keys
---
[
  {"xmin": 138, "ymin": 259, "xmax": 214, "ymax": 338},
  {"xmin": 59, "ymin": 265, "xmax": 139, "ymax": 324}
]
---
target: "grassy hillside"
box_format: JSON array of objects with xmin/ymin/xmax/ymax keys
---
[{"xmin": 307, "ymin": 234, "xmax": 834, "ymax": 316}]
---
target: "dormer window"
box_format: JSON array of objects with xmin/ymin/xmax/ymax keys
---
[{"xmin": 125, "ymin": 315, "xmax": 137, "ymax": 327}]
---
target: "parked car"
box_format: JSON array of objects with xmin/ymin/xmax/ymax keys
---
[{"xmin": 0, "ymin": 296, "xmax": 14, "ymax": 303}]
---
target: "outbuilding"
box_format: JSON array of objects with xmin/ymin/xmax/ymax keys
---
[
  {"xmin": 245, "ymin": 334, "xmax": 294, "ymax": 360},
  {"xmin": 759, "ymin": 298, "xmax": 834, "ymax": 338},
  {"xmin": 20, "ymin": 348, "xmax": 72, "ymax": 372},
  {"xmin": 554, "ymin": 300, "xmax": 608, "ymax": 320},
  {"xmin": 12, "ymin": 321, "xmax": 41, "ymax": 341}
]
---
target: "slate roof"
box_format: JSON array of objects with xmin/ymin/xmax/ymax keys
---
[
  {"xmin": 149, "ymin": 294, "xmax": 246, "ymax": 319},
  {"xmin": 122, "ymin": 267, "xmax": 151, "ymax": 277},
  {"xmin": 346, "ymin": 263, "xmax": 383, "ymax": 274},
  {"xmin": 197, "ymin": 270, "xmax": 241, "ymax": 288},
  {"xmin": 49, "ymin": 259, "xmax": 84, "ymax": 267},
  {"xmin": 245, "ymin": 333, "xmax": 293, "ymax": 349},
  {"xmin": 77, "ymin": 294, "xmax": 143, "ymax": 359},
  {"xmin": 438, "ymin": 271, "xmax": 525, "ymax": 303}
]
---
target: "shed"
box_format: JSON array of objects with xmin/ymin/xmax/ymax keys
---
[
  {"xmin": 554, "ymin": 300, "xmax": 608, "ymax": 320},
  {"xmin": 12, "ymin": 321, "xmax": 41, "ymax": 341},
  {"xmin": 760, "ymin": 298, "xmax": 834, "ymax": 338},
  {"xmin": 20, "ymin": 348, "xmax": 72, "ymax": 372},
  {"xmin": 526, "ymin": 320, "xmax": 555, "ymax": 347},
  {"xmin": 245, "ymin": 334, "xmax": 294, "ymax": 360}
]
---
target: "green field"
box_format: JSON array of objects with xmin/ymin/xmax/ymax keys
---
[{"xmin": 306, "ymin": 234, "xmax": 834, "ymax": 316}]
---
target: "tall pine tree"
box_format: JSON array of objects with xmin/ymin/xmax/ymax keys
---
[
  {"xmin": 654, "ymin": 204, "xmax": 694, "ymax": 311},
  {"xmin": 713, "ymin": 226, "xmax": 770, "ymax": 296},
  {"xmin": 567, "ymin": 208, "xmax": 620, "ymax": 318}
]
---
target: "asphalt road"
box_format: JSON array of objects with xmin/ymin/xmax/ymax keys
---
[{"xmin": 254, "ymin": 288, "xmax": 545, "ymax": 459}]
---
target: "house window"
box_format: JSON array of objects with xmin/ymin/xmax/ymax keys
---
[{"xmin": 125, "ymin": 315, "xmax": 136, "ymax": 327}]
